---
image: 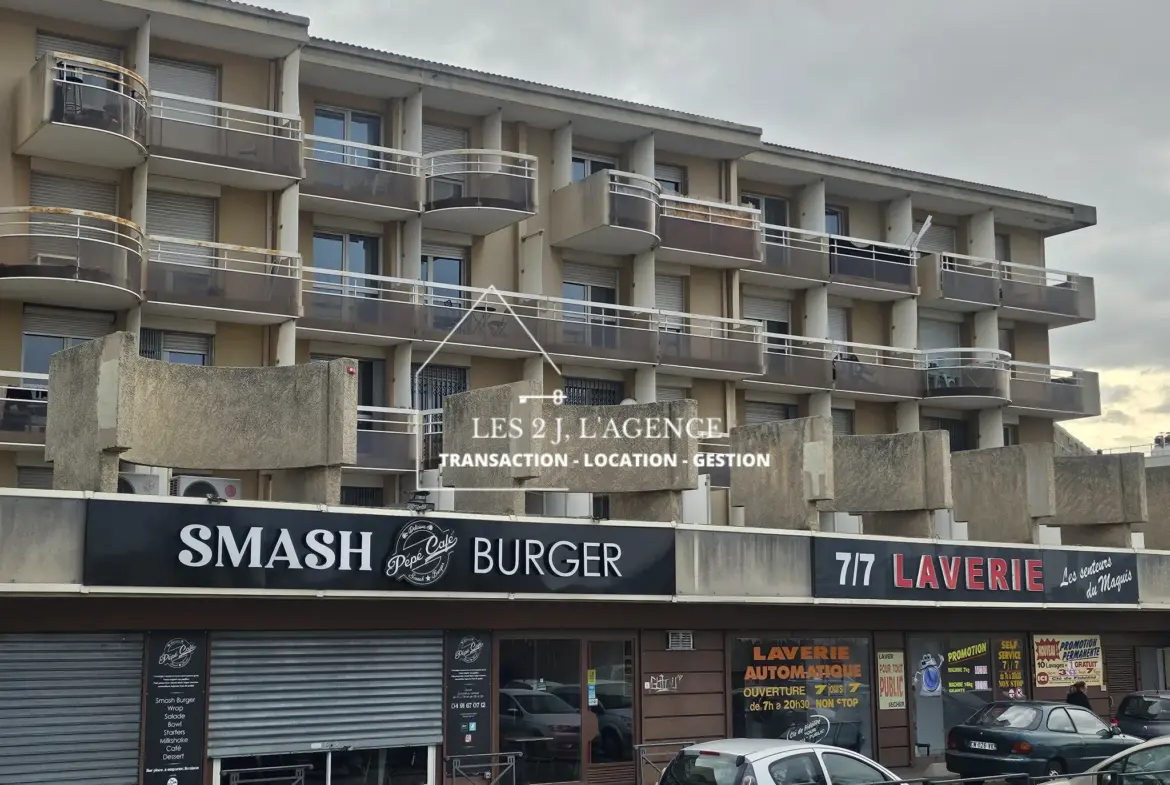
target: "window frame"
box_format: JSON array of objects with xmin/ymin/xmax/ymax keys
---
[
  {"xmin": 311, "ymin": 229, "xmax": 382, "ymax": 294},
  {"xmin": 1046, "ymin": 707, "xmax": 1077, "ymax": 734},
  {"xmin": 817, "ymin": 749, "xmax": 893, "ymax": 785},
  {"xmin": 314, "ymin": 105, "xmax": 383, "ymax": 145},
  {"xmin": 825, "ymin": 206, "xmax": 850, "ymax": 237},
  {"xmin": 571, "ymin": 151, "xmax": 618, "ymax": 183},
  {"xmin": 766, "ymin": 751, "xmax": 825, "ymax": 785}
]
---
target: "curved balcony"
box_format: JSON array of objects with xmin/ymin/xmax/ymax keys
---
[
  {"xmin": 150, "ymin": 91, "xmax": 302, "ymax": 190},
  {"xmin": 657, "ymin": 312, "xmax": 764, "ymax": 379},
  {"xmin": 999, "ymin": 261, "xmax": 1095, "ymax": 326},
  {"xmin": 0, "ymin": 207, "xmax": 143, "ymax": 309},
  {"xmin": 145, "ymin": 237, "xmax": 300, "ymax": 323},
  {"xmin": 922, "ymin": 348, "xmax": 1011, "ymax": 408},
  {"xmin": 1008, "ymin": 362, "xmax": 1101, "ymax": 420},
  {"xmin": 0, "ymin": 371, "xmax": 48, "ymax": 449},
  {"xmin": 829, "ymin": 340, "xmax": 923, "ymax": 401},
  {"xmin": 422, "ymin": 149, "xmax": 537, "ymax": 234},
  {"xmin": 549, "ymin": 170, "xmax": 659, "ymax": 255},
  {"xmin": 302, "ymin": 136, "xmax": 422, "ymax": 222},
  {"xmin": 657, "ymin": 194, "xmax": 762, "ymax": 269},
  {"xmin": 13, "ymin": 53, "xmax": 148, "ymax": 169},
  {"xmin": 917, "ymin": 252, "xmax": 1000, "ymax": 311}
]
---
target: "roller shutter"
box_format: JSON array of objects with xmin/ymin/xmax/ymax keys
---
[
  {"xmin": 831, "ymin": 409, "xmax": 854, "ymax": 435},
  {"xmin": 35, "ymin": 33, "xmax": 122, "ymax": 63},
  {"xmin": 913, "ymin": 222, "xmax": 957, "ymax": 254},
  {"xmin": 149, "ymin": 57, "xmax": 219, "ymax": 100},
  {"xmin": 16, "ymin": 467, "xmax": 54, "ymax": 490},
  {"xmin": 656, "ymin": 274, "xmax": 686, "ymax": 332},
  {"xmin": 147, "ymin": 190, "xmax": 216, "ymax": 267},
  {"xmin": 31, "ymin": 172, "xmax": 117, "ymax": 215},
  {"xmin": 140, "ymin": 328, "xmax": 212, "ymax": 362},
  {"xmin": 828, "ymin": 307, "xmax": 850, "ymax": 342},
  {"xmin": 655, "ymin": 163, "xmax": 685, "ymax": 191},
  {"xmin": 422, "ymin": 244, "xmax": 466, "ymax": 262},
  {"xmin": 745, "ymin": 401, "xmax": 793, "ymax": 425},
  {"xmin": 23, "ymin": 305, "xmax": 115, "ymax": 339},
  {"xmin": 1105, "ymin": 646, "xmax": 1137, "ymax": 695},
  {"xmin": 208, "ymin": 631, "xmax": 443, "ymax": 757},
  {"xmin": 742, "ymin": 296, "xmax": 790, "ymax": 331},
  {"xmin": 919, "ymin": 318, "xmax": 960, "ymax": 351},
  {"xmin": 422, "ymin": 124, "xmax": 468, "ymax": 155},
  {"xmin": 0, "ymin": 633, "xmax": 144, "ymax": 785},
  {"xmin": 656, "ymin": 387, "xmax": 688, "ymax": 402},
  {"xmin": 563, "ymin": 262, "xmax": 616, "ymax": 289}
]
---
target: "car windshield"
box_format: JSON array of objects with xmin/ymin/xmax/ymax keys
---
[
  {"xmin": 1125, "ymin": 698, "xmax": 1170, "ymax": 721},
  {"xmin": 662, "ymin": 752, "xmax": 744, "ymax": 785},
  {"xmin": 511, "ymin": 692, "xmax": 576, "ymax": 714},
  {"xmin": 970, "ymin": 704, "xmax": 1042, "ymax": 729}
]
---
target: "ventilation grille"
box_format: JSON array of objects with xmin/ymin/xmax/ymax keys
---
[{"xmin": 666, "ymin": 631, "xmax": 694, "ymax": 651}]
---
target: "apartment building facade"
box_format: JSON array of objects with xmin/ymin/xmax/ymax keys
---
[{"xmin": 0, "ymin": 0, "xmax": 1099, "ymax": 516}]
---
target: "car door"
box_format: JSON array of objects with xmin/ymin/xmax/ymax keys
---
[
  {"xmin": 818, "ymin": 751, "xmax": 895, "ymax": 785},
  {"xmin": 1047, "ymin": 707, "xmax": 1086, "ymax": 770},
  {"xmin": 764, "ymin": 752, "xmax": 825, "ymax": 785},
  {"xmin": 1105, "ymin": 743, "xmax": 1170, "ymax": 785},
  {"xmin": 1069, "ymin": 708, "xmax": 1125, "ymax": 769}
]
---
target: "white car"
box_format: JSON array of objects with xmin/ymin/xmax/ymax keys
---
[
  {"xmin": 1050, "ymin": 735, "xmax": 1170, "ymax": 785},
  {"xmin": 659, "ymin": 739, "xmax": 896, "ymax": 785}
]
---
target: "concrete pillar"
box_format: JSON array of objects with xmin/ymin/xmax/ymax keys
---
[
  {"xmin": 810, "ymin": 392, "xmax": 832, "ymax": 421},
  {"xmin": 552, "ymin": 124, "xmax": 573, "ymax": 189},
  {"xmin": 395, "ymin": 343, "xmax": 415, "ymax": 407},
  {"xmin": 979, "ymin": 408, "xmax": 1005, "ymax": 449},
  {"xmin": 127, "ymin": 160, "xmax": 149, "ymax": 337},
  {"xmin": 280, "ymin": 47, "xmax": 301, "ymax": 116},
  {"xmin": 974, "ymin": 309, "xmax": 999, "ymax": 351},
  {"xmin": 635, "ymin": 368, "xmax": 656, "ymax": 403},
  {"xmin": 797, "ymin": 180, "xmax": 826, "ymax": 233},
  {"xmin": 403, "ymin": 90, "xmax": 423, "ymax": 151},
  {"xmin": 481, "ymin": 109, "xmax": 502, "ymax": 151},
  {"xmin": 885, "ymin": 195, "xmax": 913, "ymax": 244},
  {"xmin": 125, "ymin": 307, "xmax": 142, "ymax": 337},
  {"xmin": 968, "ymin": 209, "xmax": 996, "ymax": 258},
  {"xmin": 275, "ymin": 320, "xmax": 297, "ymax": 366},
  {"xmin": 892, "ymin": 293, "xmax": 920, "ymax": 433},
  {"xmin": 131, "ymin": 17, "xmax": 151, "ymax": 82},
  {"xmin": 277, "ymin": 184, "xmax": 299, "ymax": 257},
  {"xmin": 804, "ymin": 285, "xmax": 829, "ymax": 340},
  {"xmin": 725, "ymin": 159, "xmax": 739, "ymax": 204},
  {"xmin": 523, "ymin": 357, "xmax": 543, "ymax": 386},
  {"xmin": 633, "ymin": 251, "xmax": 655, "ymax": 309},
  {"xmin": 402, "ymin": 218, "xmax": 422, "ymax": 281},
  {"xmin": 630, "ymin": 134, "xmax": 654, "ymax": 178}
]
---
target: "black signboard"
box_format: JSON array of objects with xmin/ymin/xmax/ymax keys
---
[
  {"xmin": 445, "ymin": 631, "xmax": 493, "ymax": 764},
  {"xmin": 83, "ymin": 499, "xmax": 676, "ymax": 596},
  {"xmin": 142, "ymin": 631, "xmax": 208, "ymax": 785},
  {"xmin": 812, "ymin": 536, "xmax": 1139, "ymax": 605}
]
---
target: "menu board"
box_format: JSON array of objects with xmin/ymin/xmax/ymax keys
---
[
  {"xmin": 142, "ymin": 632, "xmax": 208, "ymax": 785},
  {"xmin": 944, "ymin": 640, "xmax": 991, "ymax": 694},
  {"xmin": 994, "ymin": 638, "xmax": 1026, "ymax": 700},
  {"xmin": 445, "ymin": 631, "xmax": 493, "ymax": 764}
]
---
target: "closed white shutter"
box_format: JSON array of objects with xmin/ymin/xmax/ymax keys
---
[
  {"xmin": 142, "ymin": 329, "xmax": 212, "ymax": 360},
  {"xmin": 742, "ymin": 296, "xmax": 790, "ymax": 325},
  {"xmin": 422, "ymin": 124, "xmax": 469, "ymax": 155},
  {"xmin": 146, "ymin": 191, "xmax": 215, "ymax": 240},
  {"xmin": 656, "ymin": 275, "xmax": 686, "ymax": 331},
  {"xmin": 914, "ymin": 222, "xmax": 957, "ymax": 254},
  {"xmin": 655, "ymin": 163, "xmax": 686, "ymax": 189},
  {"xmin": 828, "ymin": 307, "xmax": 850, "ymax": 342},
  {"xmin": 656, "ymin": 387, "xmax": 688, "ymax": 402},
  {"xmin": 745, "ymin": 401, "xmax": 790, "ymax": 425},
  {"xmin": 831, "ymin": 408, "xmax": 854, "ymax": 436},
  {"xmin": 23, "ymin": 305, "xmax": 115, "ymax": 339},
  {"xmin": 35, "ymin": 33, "xmax": 122, "ymax": 63},
  {"xmin": 149, "ymin": 57, "xmax": 219, "ymax": 100},
  {"xmin": 421, "ymin": 244, "xmax": 466, "ymax": 261},
  {"xmin": 30, "ymin": 173, "xmax": 117, "ymax": 215},
  {"xmin": 563, "ymin": 262, "xmax": 617, "ymax": 289},
  {"xmin": 16, "ymin": 467, "xmax": 54, "ymax": 490},
  {"xmin": 918, "ymin": 318, "xmax": 960, "ymax": 351}
]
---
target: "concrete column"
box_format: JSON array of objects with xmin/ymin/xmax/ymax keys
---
[
  {"xmin": 402, "ymin": 217, "xmax": 422, "ymax": 281},
  {"xmin": 896, "ymin": 402, "xmax": 920, "ymax": 434},
  {"xmin": 797, "ymin": 180, "xmax": 826, "ymax": 233},
  {"xmin": 523, "ymin": 356, "xmax": 543, "ymax": 387},
  {"xmin": 967, "ymin": 209, "xmax": 996, "ymax": 258},
  {"xmin": 810, "ymin": 392, "xmax": 832, "ymax": 421},
  {"xmin": 725, "ymin": 159, "xmax": 739, "ymax": 204},
  {"xmin": 481, "ymin": 109, "xmax": 502, "ymax": 150},
  {"xmin": 275, "ymin": 320, "xmax": 296, "ymax": 366},
  {"xmin": 551, "ymin": 124, "xmax": 573, "ymax": 189},
  {"xmin": 394, "ymin": 343, "xmax": 414, "ymax": 407},
  {"xmin": 630, "ymin": 133, "xmax": 654, "ymax": 178},
  {"xmin": 892, "ymin": 292, "xmax": 920, "ymax": 433},
  {"xmin": 974, "ymin": 309, "xmax": 999, "ymax": 351},
  {"xmin": 885, "ymin": 195, "xmax": 913, "ymax": 245},
  {"xmin": 804, "ymin": 285, "xmax": 829, "ymax": 340},
  {"xmin": 279, "ymin": 47, "xmax": 301, "ymax": 116},
  {"xmin": 127, "ymin": 160, "xmax": 149, "ymax": 337},
  {"xmin": 973, "ymin": 305, "xmax": 1004, "ymax": 448},
  {"xmin": 125, "ymin": 307, "xmax": 142, "ymax": 337},
  {"xmin": 277, "ymin": 184, "xmax": 299, "ymax": 257},
  {"xmin": 131, "ymin": 17, "xmax": 151, "ymax": 82},
  {"xmin": 403, "ymin": 90, "xmax": 423, "ymax": 151},
  {"xmin": 979, "ymin": 408, "xmax": 1005, "ymax": 449},
  {"xmin": 635, "ymin": 368, "xmax": 656, "ymax": 403},
  {"xmin": 633, "ymin": 251, "xmax": 655, "ymax": 309}
]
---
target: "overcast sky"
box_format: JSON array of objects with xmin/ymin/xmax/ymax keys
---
[{"xmin": 268, "ymin": 0, "xmax": 1165, "ymax": 450}]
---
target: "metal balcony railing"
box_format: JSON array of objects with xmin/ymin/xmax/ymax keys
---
[
  {"xmin": 0, "ymin": 370, "xmax": 49, "ymax": 446},
  {"xmin": 422, "ymin": 149, "xmax": 537, "ymax": 211},
  {"xmin": 303, "ymin": 135, "xmax": 422, "ymax": 213},
  {"xmin": 31, "ymin": 52, "xmax": 149, "ymax": 148},
  {"xmin": 659, "ymin": 194, "xmax": 762, "ymax": 264},
  {"xmin": 1000, "ymin": 259, "xmax": 1094, "ymax": 320},
  {"xmin": 758, "ymin": 225, "xmax": 917, "ymax": 290},
  {"xmin": 608, "ymin": 170, "xmax": 661, "ymax": 233},
  {"xmin": 656, "ymin": 310, "xmax": 765, "ymax": 374},
  {"xmin": 355, "ymin": 405, "xmax": 419, "ymax": 471},
  {"xmin": 922, "ymin": 347, "xmax": 1012, "ymax": 401},
  {"xmin": 1008, "ymin": 360, "xmax": 1100, "ymax": 416}
]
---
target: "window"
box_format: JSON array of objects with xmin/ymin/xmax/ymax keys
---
[
  {"xmin": 571, "ymin": 152, "xmax": 617, "ymax": 183},
  {"xmin": 312, "ymin": 355, "xmax": 387, "ymax": 410},
  {"xmin": 767, "ymin": 753, "xmax": 823, "ymax": 785},
  {"xmin": 22, "ymin": 334, "xmax": 90, "ymax": 379},
  {"xmin": 564, "ymin": 378, "xmax": 623, "ymax": 406},
  {"xmin": 995, "ymin": 233, "xmax": 1011, "ymax": 262},
  {"xmin": 421, "ymin": 246, "xmax": 466, "ymax": 310},
  {"xmin": 741, "ymin": 193, "xmax": 789, "ymax": 228},
  {"xmin": 1003, "ymin": 424, "xmax": 1019, "ymax": 446},
  {"xmin": 820, "ymin": 753, "xmax": 891, "ymax": 785},
  {"xmin": 312, "ymin": 231, "xmax": 380, "ymax": 291},
  {"xmin": 16, "ymin": 466, "xmax": 53, "ymax": 490},
  {"xmin": 924, "ymin": 417, "xmax": 971, "ymax": 453},
  {"xmin": 1068, "ymin": 708, "xmax": 1109, "ymax": 735},
  {"xmin": 831, "ymin": 409, "xmax": 854, "ymax": 436},
  {"xmin": 972, "ymin": 704, "xmax": 1043, "ymax": 730},
  {"xmin": 825, "ymin": 207, "xmax": 848, "ymax": 236},
  {"xmin": 655, "ymin": 163, "xmax": 685, "ymax": 194},
  {"xmin": 663, "ymin": 752, "xmax": 745, "ymax": 785},
  {"xmin": 742, "ymin": 296, "xmax": 790, "ymax": 347},
  {"xmin": 1121, "ymin": 696, "xmax": 1170, "ymax": 721},
  {"xmin": 313, "ymin": 107, "xmax": 382, "ymax": 167},
  {"xmin": 220, "ymin": 747, "xmax": 429, "ymax": 785},
  {"xmin": 592, "ymin": 494, "xmax": 610, "ymax": 520},
  {"xmin": 139, "ymin": 329, "xmax": 211, "ymax": 365},
  {"xmin": 909, "ymin": 636, "xmax": 995, "ymax": 754},
  {"xmin": 340, "ymin": 486, "xmax": 385, "ymax": 508},
  {"xmin": 1046, "ymin": 708, "xmax": 1076, "ymax": 733},
  {"xmin": 1106, "ymin": 745, "xmax": 1170, "ymax": 781},
  {"xmin": 412, "ymin": 364, "xmax": 468, "ymax": 468},
  {"xmin": 744, "ymin": 401, "xmax": 797, "ymax": 426}
]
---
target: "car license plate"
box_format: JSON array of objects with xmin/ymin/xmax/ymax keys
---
[{"xmin": 969, "ymin": 741, "xmax": 997, "ymax": 751}]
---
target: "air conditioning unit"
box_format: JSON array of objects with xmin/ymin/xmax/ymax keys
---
[
  {"xmin": 543, "ymin": 492, "xmax": 592, "ymax": 518},
  {"xmin": 118, "ymin": 472, "xmax": 161, "ymax": 495},
  {"xmin": 170, "ymin": 475, "xmax": 241, "ymax": 499}
]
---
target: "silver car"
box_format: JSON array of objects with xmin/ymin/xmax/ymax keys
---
[
  {"xmin": 659, "ymin": 739, "xmax": 897, "ymax": 785},
  {"xmin": 1050, "ymin": 736, "xmax": 1170, "ymax": 785}
]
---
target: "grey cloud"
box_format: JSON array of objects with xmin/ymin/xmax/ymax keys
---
[
  {"xmin": 1104, "ymin": 385, "xmax": 1134, "ymax": 405},
  {"xmin": 1144, "ymin": 400, "xmax": 1170, "ymax": 415},
  {"xmin": 272, "ymin": 0, "xmax": 1170, "ymax": 370},
  {"xmin": 1099, "ymin": 410, "xmax": 1135, "ymax": 426}
]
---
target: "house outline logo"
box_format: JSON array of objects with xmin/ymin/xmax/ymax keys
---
[{"xmin": 413, "ymin": 285, "xmax": 570, "ymax": 495}]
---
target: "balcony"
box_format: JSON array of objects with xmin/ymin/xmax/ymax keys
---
[
  {"xmin": 0, "ymin": 371, "xmax": 48, "ymax": 449},
  {"xmin": 549, "ymin": 170, "xmax": 659, "ymax": 255},
  {"xmin": 829, "ymin": 235, "xmax": 918, "ymax": 298},
  {"xmin": 1008, "ymin": 362, "xmax": 1101, "ymax": 420},
  {"xmin": 830, "ymin": 340, "xmax": 923, "ymax": 401},
  {"xmin": 0, "ymin": 207, "xmax": 143, "ymax": 310},
  {"xmin": 657, "ymin": 313, "xmax": 764, "ymax": 379},
  {"xmin": 355, "ymin": 407, "xmax": 417, "ymax": 472},
  {"xmin": 422, "ymin": 150, "xmax": 537, "ymax": 234},
  {"xmin": 13, "ymin": 53, "xmax": 148, "ymax": 169},
  {"xmin": 745, "ymin": 337, "xmax": 833, "ymax": 393},
  {"xmin": 657, "ymin": 194, "xmax": 762, "ymax": 269},
  {"xmin": 144, "ymin": 237, "xmax": 300, "ymax": 323},
  {"xmin": 922, "ymin": 348, "xmax": 1011, "ymax": 409},
  {"xmin": 150, "ymin": 91, "xmax": 302, "ymax": 190},
  {"xmin": 999, "ymin": 262, "xmax": 1095, "ymax": 326},
  {"xmin": 741, "ymin": 226, "xmax": 832, "ymax": 289},
  {"xmin": 299, "ymin": 272, "xmax": 658, "ymax": 367},
  {"xmin": 917, "ymin": 252, "xmax": 1000, "ymax": 312},
  {"xmin": 302, "ymin": 136, "xmax": 421, "ymax": 222}
]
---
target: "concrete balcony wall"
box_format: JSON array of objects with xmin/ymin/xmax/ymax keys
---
[
  {"xmin": 917, "ymin": 253, "xmax": 999, "ymax": 310},
  {"xmin": 1144, "ymin": 465, "xmax": 1170, "ymax": 551},
  {"xmin": 952, "ymin": 444, "xmax": 1057, "ymax": 544},
  {"xmin": 548, "ymin": 170, "xmax": 659, "ymax": 255},
  {"xmin": 44, "ymin": 332, "xmax": 356, "ymax": 503},
  {"xmin": 0, "ymin": 493, "xmax": 85, "ymax": 586},
  {"xmin": 1050, "ymin": 453, "xmax": 1148, "ymax": 547},
  {"xmin": 728, "ymin": 416, "xmax": 833, "ymax": 531}
]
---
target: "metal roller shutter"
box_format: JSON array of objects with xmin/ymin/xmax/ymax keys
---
[
  {"xmin": 914, "ymin": 222, "xmax": 957, "ymax": 254},
  {"xmin": 208, "ymin": 631, "xmax": 443, "ymax": 757},
  {"xmin": 23, "ymin": 305, "xmax": 115, "ymax": 339},
  {"xmin": 831, "ymin": 408, "xmax": 854, "ymax": 435},
  {"xmin": 656, "ymin": 275, "xmax": 685, "ymax": 331},
  {"xmin": 918, "ymin": 318, "xmax": 960, "ymax": 351},
  {"xmin": 1105, "ymin": 646, "xmax": 1137, "ymax": 695},
  {"xmin": 31, "ymin": 172, "xmax": 117, "ymax": 215},
  {"xmin": 655, "ymin": 163, "xmax": 686, "ymax": 190},
  {"xmin": 745, "ymin": 401, "xmax": 791, "ymax": 425},
  {"xmin": 146, "ymin": 191, "xmax": 216, "ymax": 240},
  {"xmin": 141, "ymin": 328, "xmax": 212, "ymax": 360},
  {"xmin": 563, "ymin": 262, "xmax": 616, "ymax": 289},
  {"xmin": 656, "ymin": 387, "xmax": 688, "ymax": 402},
  {"xmin": 828, "ymin": 307, "xmax": 850, "ymax": 342},
  {"xmin": 16, "ymin": 467, "xmax": 54, "ymax": 490},
  {"xmin": 35, "ymin": 33, "xmax": 122, "ymax": 63},
  {"xmin": 422, "ymin": 124, "xmax": 469, "ymax": 155},
  {"xmin": 742, "ymin": 296, "xmax": 790, "ymax": 324},
  {"xmin": 0, "ymin": 633, "xmax": 144, "ymax": 785},
  {"xmin": 149, "ymin": 57, "xmax": 219, "ymax": 100},
  {"xmin": 422, "ymin": 244, "xmax": 466, "ymax": 261}
]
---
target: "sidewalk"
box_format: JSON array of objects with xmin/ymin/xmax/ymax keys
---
[{"xmin": 890, "ymin": 761, "xmax": 954, "ymax": 782}]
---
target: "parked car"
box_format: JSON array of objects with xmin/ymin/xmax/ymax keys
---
[
  {"xmin": 1049, "ymin": 735, "xmax": 1170, "ymax": 785},
  {"xmin": 946, "ymin": 701, "xmax": 1142, "ymax": 779},
  {"xmin": 659, "ymin": 738, "xmax": 898, "ymax": 785},
  {"xmin": 1115, "ymin": 692, "xmax": 1170, "ymax": 740}
]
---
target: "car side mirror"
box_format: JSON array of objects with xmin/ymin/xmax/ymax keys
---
[
  {"xmin": 1098, "ymin": 728, "xmax": 1113, "ymax": 738},
  {"xmin": 1098, "ymin": 772, "xmax": 1116, "ymax": 785}
]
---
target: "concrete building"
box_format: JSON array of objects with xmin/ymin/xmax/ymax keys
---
[{"xmin": 0, "ymin": 0, "xmax": 1100, "ymax": 517}]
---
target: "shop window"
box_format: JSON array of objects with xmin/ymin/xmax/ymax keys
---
[
  {"xmin": 218, "ymin": 746, "xmax": 430, "ymax": 785},
  {"xmin": 731, "ymin": 636, "xmax": 874, "ymax": 758},
  {"xmin": 908, "ymin": 635, "xmax": 1012, "ymax": 756}
]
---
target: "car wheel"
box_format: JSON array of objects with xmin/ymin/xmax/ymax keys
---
[{"xmin": 1046, "ymin": 760, "xmax": 1066, "ymax": 778}]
